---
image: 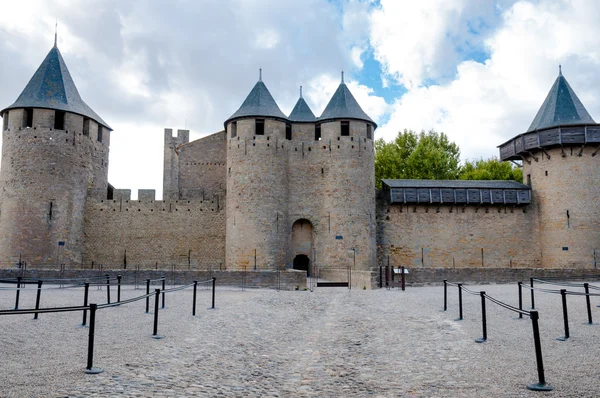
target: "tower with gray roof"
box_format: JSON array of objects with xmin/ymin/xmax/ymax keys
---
[
  {"xmin": 0, "ymin": 40, "xmax": 111, "ymax": 265},
  {"xmin": 499, "ymin": 68, "xmax": 600, "ymax": 268},
  {"xmin": 225, "ymin": 73, "xmax": 376, "ymax": 273}
]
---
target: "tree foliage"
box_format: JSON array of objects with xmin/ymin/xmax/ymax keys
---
[
  {"xmin": 374, "ymin": 129, "xmax": 461, "ymax": 188},
  {"xmin": 375, "ymin": 129, "xmax": 523, "ymax": 188},
  {"xmin": 459, "ymin": 157, "xmax": 523, "ymax": 183}
]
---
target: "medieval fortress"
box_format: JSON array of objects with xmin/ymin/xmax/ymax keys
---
[{"xmin": 1, "ymin": 43, "xmax": 599, "ymax": 279}]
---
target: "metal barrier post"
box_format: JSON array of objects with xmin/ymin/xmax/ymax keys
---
[
  {"xmin": 82, "ymin": 283, "xmax": 89, "ymax": 326},
  {"xmin": 152, "ymin": 289, "xmax": 164, "ymax": 339},
  {"xmin": 443, "ymin": 280, "xmax": 447, "ymax": 311},
  {"xmin": 33, "ymin": 280, "xmax": 43, "ymax": 320},
  {"xmin": 557, "ymin": 289, "xmax": 570, "ymax": 341},
  {"xmin": 476, "ymin": 291, "xmax": 487, "ymax": 343},
  {"xmin": 85, "ymin": 303, "xmax": 103, "ymax": 374},
  {"xmin": 457, "ymin": 283, "xmax": 463, "ymax": 321},
  {"xmin": 14, "ymin": 276, "xmax": 22, "ymax": 310},
  {"xmin": 401, "ymin": 266, "xmax": 405, "ymax": 291},
  {"xmin": 379, "ymin": 267, "xmax": 382, "ymax": 288},
  {"xmin": 145, "ymin": 279, "xmax": 150, "ymax": 313},
  {"xmin": 530, "ymin": 277, "xmax": 535, "ymax": 309},
  {"xmin": 385, "ymin": 266, "xmax": 389, "ymax": 289},
  {"xmin": 161, "ymin": 278, "xmax": 166, "ymax": 309},
  {"xmin": 584, "ymin": 283, "xmax": 593, "ymax": 324},
  {"xmin": 211, "ymin": 277, "xmax": 216, "ymax": 309},
  {"xmin": 518, "ymin": 282, "xmax": 523, "ymax": 319},
  {"xmin": 192, "ymin": 281, "xmax": 198, "ymax": 316},
  {"xmin": 117, "ymin": 275, "xmax": 122, "ymax": 303},
  {"xmin": 105, "ymin": 274, "xmax": 111, "ymax": 304},
  {"xmin": 526, "ymin": 310, "xmax": 553, "ymax": 391}
]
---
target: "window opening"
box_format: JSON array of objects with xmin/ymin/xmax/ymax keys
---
[
  {"xmin": 97, "ymin": 125, "xmax": 103, "ymax": 142},
  {"xmin": 315, "ymin": 124, "xmax": 321, "ymax": 141},
  {"xmin": 231, "ymin": 121, "xmax": 237, "ymax": 138},
  {"xmin": 2, "ymin": 112, "xmax": 8, "ymax": 131},
  {"xmin": 341, "ymin": 121, "xmax": 349, "ymax": 136},
  {"xmin": 54, "ymin": 110, "xmax": 65, "ymax": 130},
  {"xmin": 23, "ymin": 108, "xmax": 33, "ymax": 128},
  {"xmin": 285, "ymin": 124, "xmax": 292, "ymax": 140},
  {"xmin": 255, "ymin": 119, "xmax": 265, "ymax": 135},
  {"xmin": 83, "ymin": 118, "xmax": 90, "ymax": 136},
  {"xmin": 366, "ymin": 123, "xmax": 372, "ymax": 139},
  {"xmin": 527, "ymin": 174, "xmax": 531, "ymax": 186}
]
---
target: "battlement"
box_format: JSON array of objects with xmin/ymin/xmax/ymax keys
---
[{"xmin": 164, "ymin": 128, "xmax": 189, "ymax": 147}]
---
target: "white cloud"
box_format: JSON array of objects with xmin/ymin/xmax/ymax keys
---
[
  {"xmin": 350, "ymin": 46, "xmax": 364, "ymax": 69},
  {"xmin": 255, "ymin": 29, "xmax": 280, "ymax": 49}
]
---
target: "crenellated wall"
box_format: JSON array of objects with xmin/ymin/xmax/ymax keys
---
[
  {"xmin": 178, "ymin": 130, "xmax": 226, "ymax": 199},
  {"xmin": 83, "ymin": 188, "xmax": 225, "ymax": 268}
]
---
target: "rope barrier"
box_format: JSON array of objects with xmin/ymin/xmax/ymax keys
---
[
  {"xmin": 483, "ymin": 293, "xmax": 530, "ymax": 316},
  {"xmin": 0, "ymin": 304, "xmax": 88, "ymax": 316},
  {"xmin": 97, "ymin": 291, "xmax": 157, "ymax": 309},
  {"xmin": 532, "ymin": 278, "xmax": 587, "ymax": 288}
]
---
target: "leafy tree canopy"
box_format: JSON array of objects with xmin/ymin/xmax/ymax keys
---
[{"xmin": 460, "ymin": 157, "xmax": 523, "ymax": 183}]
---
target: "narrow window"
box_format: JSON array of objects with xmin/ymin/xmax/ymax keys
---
[
  {"xmin": 54, "ymin": 110, "xmax": 65, "ymax": 130},
  {"xmin": 2, "ymin": 111, "xmax": 8, "ymax": 131},
  {"xmin": 527, "ymin": 174, "xmax": 531, "ymax": 186},
  {"xmin": 366, "ymin": 123, "xmax": 372, "ymax": 139},
  {"xmin": 255, "ymin": 119, "xmax": 265, "ymax": 135},
  {"xmin": 231, "ymin": 121, "xmax": 237, "ymax": 138},
  {"xmin": 83, "ymin": 118, "xmax": 90, "ymax": 136},
  {"xmin": 341, "ymin": 121, "xmax": 350, "ymax": 136},
  {"xmin": 48, "ymin": 201, "xmax": 53, "ymax": 220},
  {"xmin": 97, "ymin": 125, "xmax": 103, "ymax": 142},
  {"xmin": 285, "ymin": 124, "xmax": 292, "ymax": 140},
  {"xmin": 315, "ymin": 124, "xmax": 321, "ymax": 141},
  {"xmin": 23, "ymin": 108, "xmax": 33, "ymax": 128}
]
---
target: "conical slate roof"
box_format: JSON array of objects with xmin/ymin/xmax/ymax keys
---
[
  {"xmin": 319, "ymin": 79, "xmax": 375, "ymax": 126},
  {"xmin": 527, "ymin": 69, "xmax": 594, "ymax": 132},
  {"xmin": 288, "ymin": 94, "xmax": 316, "ymax": 123},
  {"xmin": 225, "ymin": 79, "xmax": 287, "ymax": 124},
  {"xmin": 1, "ymin": 44, "xmax": 111, "ymax": 130}
]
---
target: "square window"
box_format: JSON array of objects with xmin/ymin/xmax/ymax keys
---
[
  {"xmin": 341, "ymin": 121, "xmax": 349, "ymax": 136},
  {"xmin": 255, "ymin": 119, "xmax": 265, "ymax": 135},
  {"xmin": 231, "ymin": 121, "xmax": 237, "ymax": 138}
]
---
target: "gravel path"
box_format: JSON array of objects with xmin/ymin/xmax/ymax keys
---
[{"xmin": 1, "ymin": 281, "xmax": 599, "ymax": 397}]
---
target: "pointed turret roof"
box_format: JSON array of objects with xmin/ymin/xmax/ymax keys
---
[
  {"xmin": 1, "ymin": 44, "xmax": 111, "ymax": 130},
  {"xmin": 225, "ymin": 73, "xmax": 287, "ymax": 125},
  {"xmin": 288, "ymin": 87, "xmax": 316, "ymax": 123},
  {"xmin": 527, "ymin": 67, "xmax": 594, "ymax": 132},
  {"xmin": 318, "ymin": 72, "xmax": 376, "ymax": 127}
]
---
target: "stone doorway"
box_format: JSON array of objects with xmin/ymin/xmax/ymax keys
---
[
  {"xmin": 293, "ymin": 254, "xmax": 310, "ymax": 276},
  {"xmin": 291, "ymin": 219, "xmax": 313, "ymax": 276}
]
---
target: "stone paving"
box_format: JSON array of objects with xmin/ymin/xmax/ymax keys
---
[{"xmin": 1, "ymin": 282, "xmax": 600, "ymax": 397}]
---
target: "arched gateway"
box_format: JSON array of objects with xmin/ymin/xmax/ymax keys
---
[{"xmin": 291, "ymin": 219, "xmax": 313, "ymax": 276}]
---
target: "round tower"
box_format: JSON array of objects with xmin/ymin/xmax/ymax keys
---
[
  {"xmin": 498, "ymin": 68, "xmax": 600, "ymax": 268},
  {"xmin": 225, "ymin": 73, "xmax": 289, "ymax": 270},
  {"xmin": 0, "ymin": 41, "xmax": 111, "ymax": 266}
]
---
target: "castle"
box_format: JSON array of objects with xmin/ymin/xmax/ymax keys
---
[{"xmin": 1, "ymin": 42, "xmax": 599, "ymax": 281}]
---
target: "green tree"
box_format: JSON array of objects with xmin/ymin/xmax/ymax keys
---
[
  {"xmin": 374, "ymin": 129, "xmax": 461, "ymax": 188},
  {"xmin": 459, "ymin": 157, "xmax": 523, "ymax": 183}
]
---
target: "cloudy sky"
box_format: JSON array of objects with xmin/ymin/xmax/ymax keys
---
[{"xmin": 1, "ymin": 0, "xmax": 600, "ymax": 198}]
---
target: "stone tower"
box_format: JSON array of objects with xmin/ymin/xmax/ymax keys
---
[
  {"xmin": 499, "ymin": 68, "xmax": 600, "ymax": 268},
  {"xmin": 0, "ymin": 41, "xmax": 112, "ymax": 265},
  {"xmin": 225, "ymin": 73, "xmax": 377, "ymax": 272}
]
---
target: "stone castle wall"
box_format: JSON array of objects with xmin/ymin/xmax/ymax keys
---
[
  {"xmin": 524, "ymin": 146, "xmax": 600, "ymax": 268},
  {"xmin": 83, "ymin": 189, "xmax": 225, "ymax": 269},
  {"xmin": 376, "ymin": 193, "xmax": 541, "ymax": 269},
  {"xmin": 178, "ymin": 130, "xmax": 226, "ymax": 199},
  {"xmin": 0, "ymin": 108, "xmax": 109, "ymax": 266}
]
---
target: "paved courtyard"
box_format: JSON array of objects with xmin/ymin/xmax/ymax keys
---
[{"xmin": 1, "ymin": 281, "xmax": 599, "ymax": 397}]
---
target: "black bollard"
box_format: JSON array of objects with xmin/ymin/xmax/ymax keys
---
[
  {"xmin": 526, "ymin": 310, "xmax": 553, "ymax": 391},
  {"xmin": 385, "ymin": 266, "xmax": 390, "ymax": 289},
  {"xmin": 33, "ymin": 280, "xmax": 43, "ymax": 320},
  {"xmin": 161, "ymin": 278, "xmax": 166, "ymax": 309},
  {"xmin": 192, "ymin": 281, "xmax": 198, "ymax": 316},
  {"xmin": 443, "ymin": 280, "xmax": 447, "ymax": 311},
  {"xmin": 557, "ymin": 289, "xmax": 570, "ymax": 341},
  {"xmin": 584, "ymin": 283, "xmax": 593, "ymax": 325},
  {"xmin": 146, "ymin": 279, "xmax": 150, "ymax": 313},
  {"xmin": 117, "ymin": 275, "xmax": 122, "ymax": 303},
  {"xmin": 530, "ymin": 277, "xmax": 535, "ymax": 309},
  {"xmin": 379, "ymin": 267, "xmax": 382, "ymax": 289},
  {"xmin": 518, "ymin": 282, "xmax": 523, "ymax": 319},
  {"xmin": 401, "ymin": 266, "xmax": 405, "ymax": 291},
  {"xmin": 85, "ymin": 303, "xmax": 103, "ymax": 374},
  {"xmin": 105, "ymin": 274, "xmax": 111, "ymax": 304},
  {"xmin": 82, "ymin": 283, "xmax": 89, "ymax": 326},
  {"xmin": 456, "ymin": 283, "xmax": 463, "ymax": 321},
  {"xmin": 152, "ymin": 289, "xmax": 164, "ymax": 339},
  {"xmin": 211, "ymin": 277, "xmax": 216, "ymax": 309},
  {"xmin": 14, "ymin": 276, "xmax": 22, "ymax": 310},
  {"xmin": 476, "ymin": 291, "xmax": 487, "ymax": 343}
]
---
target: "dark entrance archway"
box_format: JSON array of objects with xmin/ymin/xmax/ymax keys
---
[{"xmin": 293, "ymin": 254, "xmax": 310, "ymax": 276}]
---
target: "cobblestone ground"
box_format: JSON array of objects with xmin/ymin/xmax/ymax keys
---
[{"xmin": 1, "ymin": 282, "xmax": 600, "ymax": 397}]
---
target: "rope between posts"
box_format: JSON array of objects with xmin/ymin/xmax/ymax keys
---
[
  {"xmin": 0, "ymin": 304, "xmax": 89, "ymax": 316},
  {"xmin": 532, "ymin": 278, "xmax": 587, "ymax": 288},
  {"xmin": 460, "ymin": 285, "xmax": 480, "ymax": 296},
  {"xmin": 148, "ymin": 277, "xmax": 166, "ymax": 282},
  {"xmin": 97, "ymin": 291, "xmax": 157, "ymax": 309},
  {"xmin": 523, "ymin": 283, "xmax": 600, "ymax": 297},
  {"xmin": 520, "ymin": 283, "xmax": 562, "ymax": 294},
  {"xmin": 483, "ymin": 293, "xmax": 531, "ymax": 316},
  {"xmin": 446, "ymin": 281, "xmax": 460, "ymax": 287},
  {"xmin": 161, "ymin": 282, "xmax": 196, "ymax": 293}
]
